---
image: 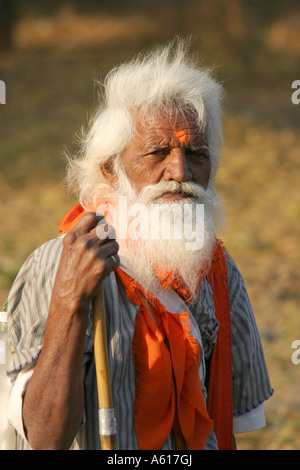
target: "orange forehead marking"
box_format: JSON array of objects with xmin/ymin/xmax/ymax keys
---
[{"xmin": 173, "ymin": 129, "xmax": 189, "ymax": 144}]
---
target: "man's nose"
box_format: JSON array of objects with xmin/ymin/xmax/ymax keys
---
[{"xmin": 163, "ymin": 149, "xmax": 192, "ymax": 182}]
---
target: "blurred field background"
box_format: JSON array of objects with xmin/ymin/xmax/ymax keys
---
[{"xmin": 0, "ymin": 0, "xmax": 299, "ymax": 450}]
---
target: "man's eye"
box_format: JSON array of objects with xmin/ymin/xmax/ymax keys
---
[
  {"xmin": 151, "ymin": 148, "xmax": 169, "ymax": 156},
  {"xmin": 186, "ymin": 149, "xmax": 209, "ymax": 159}
]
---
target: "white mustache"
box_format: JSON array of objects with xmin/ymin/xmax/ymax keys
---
[{"xmin": 138, "ymin": 181, "xmax": 207, "ymax": 204}]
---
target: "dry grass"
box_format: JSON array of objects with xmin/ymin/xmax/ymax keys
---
[
  {"xmin": 14, "ymin": 6, "xmax": 161, "ymax": 50},
  {"xmin": 0, "ymin": 2, "xmax": 299, "ymax": 450}
]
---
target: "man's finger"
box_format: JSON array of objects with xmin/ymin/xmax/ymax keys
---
[
  {"xmin": 106, "ymin": 253, "xmax": 120, "ymax": 271},
  {"xmin": 70, "ymin": 212, "xmax": 105, "ymax": 236}
]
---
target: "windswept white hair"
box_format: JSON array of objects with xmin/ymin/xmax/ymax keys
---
[{"xmin": 66, "ymin": 39, "xmax": 224, "ymax": 207}]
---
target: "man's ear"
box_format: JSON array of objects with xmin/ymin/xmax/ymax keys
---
[{"xmin": 101, "ymin": 159, "xmax": 116, "ymax": 186}]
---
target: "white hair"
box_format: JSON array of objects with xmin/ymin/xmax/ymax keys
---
[{"xmin": 66, "ymin": 39, "xmax": 224, "ymax": 207}]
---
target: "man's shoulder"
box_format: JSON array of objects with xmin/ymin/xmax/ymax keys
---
[
  {"xmin": 223, "ymin": 251, "xmax": 243, "ymax": 283},
  {"xmin": 11, "ymin": 237, "xmax": 64, "ymax": 288},
  {"xmin": 29, "ymin": 237, "xmax": 64, "ymax": 266},
  {"xmin": 222, "ymin": 251, "xmax": 252, "ymax": 312}
]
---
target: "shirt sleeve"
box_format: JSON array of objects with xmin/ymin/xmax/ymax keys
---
[
  {"xmin": 7, "ymin": 366, "xmax": 34, "ymax": 441},
  {"xmin": 7, "ymin": 238, "xmax": 63, "ymax": 383},
  {"xmin": 233, "ymin": 404, "xmax": 266, "ymax": 433},
  {"xmin": 226, "ymin": 256, "xmax": 274, "ymax": 417}
]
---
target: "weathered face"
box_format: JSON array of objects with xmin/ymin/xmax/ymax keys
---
[{"xmin": 120, "ymin": 110, "xmax": 211, "ymax": 199}]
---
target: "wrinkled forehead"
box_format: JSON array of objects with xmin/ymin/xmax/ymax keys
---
[{"xmin": 134, "ymin": 108, "xmax": 207, "ymax": 143}]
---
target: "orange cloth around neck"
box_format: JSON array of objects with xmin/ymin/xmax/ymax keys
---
[
  {"xmin": 58, "ymin": 204, "xmax": 233, "ymax": 450},
  {"xmin": 206, "ymin": 242, "xmax": 233, "ymax": 450},
  {"xmin": 116, "ymin": 268, "xmax": 214, "ymax": 450},
  {"xmin": 58, "ymin": 203, "xmax": 85, "ymax": 234}
]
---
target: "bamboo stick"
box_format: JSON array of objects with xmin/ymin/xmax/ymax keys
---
[{"xmin": 92, "ymin": 284, "xmax": 118, "ymax": 450}]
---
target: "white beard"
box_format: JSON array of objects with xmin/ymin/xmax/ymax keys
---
[{"xmin": 97, "ymin": 165, "xmax": 225, "ymax": 299}]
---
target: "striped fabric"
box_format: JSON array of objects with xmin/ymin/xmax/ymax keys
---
[{"xmin": 7, "ymin": 238, "xmax": 273, "ymax": 450}]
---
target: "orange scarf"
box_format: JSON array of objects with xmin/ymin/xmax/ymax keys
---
[{"xmin": 59, "ymin": 204, "xmax": 233, "ymax": 450}]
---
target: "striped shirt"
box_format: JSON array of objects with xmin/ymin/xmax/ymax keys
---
[{"xmin": 6, "ymin": 238, "xmax": 273, "ymax": 450}]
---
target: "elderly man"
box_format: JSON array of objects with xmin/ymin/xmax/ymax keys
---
[{"xmin": 6, "ymin": 41, "xmax": 273, "ymax": 450}]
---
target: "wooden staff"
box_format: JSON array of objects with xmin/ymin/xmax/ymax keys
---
[{"xmin": 92, "ymin": 284, "xmax": 118, "ymax": 450}]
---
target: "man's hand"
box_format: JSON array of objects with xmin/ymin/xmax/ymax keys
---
[{"xmin": 54, "ymin": 212, "xmax": 120, "ymax": 310}]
